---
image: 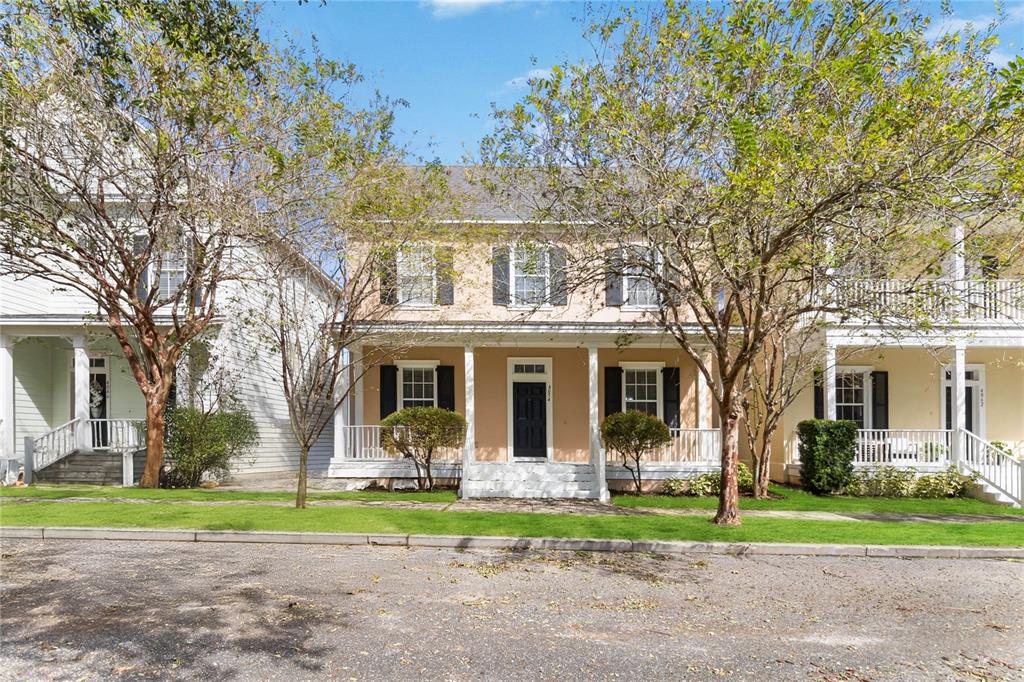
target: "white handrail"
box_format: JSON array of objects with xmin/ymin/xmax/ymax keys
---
[
  {"xmin": 962, "ymin": 430, "xmax": 1022, "ymax": 506},
  {"xmin": 337, "ymin": 425, "xmax": 461, "ymax": 462},
  {"xmin": 855, "ymin": 429, "xmax": 952, "ymax": 466},
  {"xmin": 31, "ymin": 418, "xmax": 145, "ymax": 472},
  {"xmin": 31, "ymin": 419, "xmax": 81, "ymax": 471},
  {"xmin": 608, "ymin": 428, "xmax": 721, "ymax": 465},
  {"xmin": 833, "ymin": 278, "xmax": 1023, "ymax": 321}
]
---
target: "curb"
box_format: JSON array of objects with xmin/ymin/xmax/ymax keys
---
[{"xmin": 2, "ymin": 526, "xmax": 1022, "ymax": 559}]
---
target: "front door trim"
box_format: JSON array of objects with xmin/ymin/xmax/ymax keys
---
[
  {"xmin": 940, "ymin": 363, "xmax": 986, "ymax": 438},
  {"xmin": 506, "ymin": 357, "xmax": 553, "ymax": 461}
]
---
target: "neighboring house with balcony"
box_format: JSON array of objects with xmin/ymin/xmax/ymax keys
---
[{"xmin": 0, "ymin": 243, "xmax": 336, "ymax": 485}]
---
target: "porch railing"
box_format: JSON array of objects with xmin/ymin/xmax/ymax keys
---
[
  {"xmin": 833, "ymin": 278, "xmax": 1023, "ymax": 321},
  {"xmin": 612, "ymin": 427, "xmax": 721, "ymax": 465},
  {"xmin": 336, "ymin": 425, "xmax": 461, "ymax": 462},
  {"xmin": 855, "ymin": 429, "xmax": 952, "ymax": 467},
  {"xmin": 29, "ymin": 418, "xmax": 145, "ymax": 474},
  {"xmin": 962, "ymin": 430, "xmax": 1022, "ymax": 505}
]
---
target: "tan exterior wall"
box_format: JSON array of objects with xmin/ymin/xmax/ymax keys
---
[
  {"xmin": 351, "ymin": 238, "xmax": 697, "ymax": 325},
  {"xmin": 360, "ymin": 344, "xmax": 704, "ymax": 463},
  {"xmin": 780, "ymin": 346, "xmax": 1024, "ymax": 463}
]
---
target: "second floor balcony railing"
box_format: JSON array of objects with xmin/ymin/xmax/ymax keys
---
[{"xmin": 833, "ymin": 279, "xmax": 1023, "ymax": 322}]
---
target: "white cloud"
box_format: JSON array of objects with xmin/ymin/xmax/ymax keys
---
[
  {"xmin": 924, "ymin": 4, "xmax": 1024, "ymax": 41},
  {"xmin": 423, "ymin": 0, "xmax": 509, "ymax": 19},
  {"xmin": 504, "ymin": 67, "xmax": 553, "ymax": 90}
]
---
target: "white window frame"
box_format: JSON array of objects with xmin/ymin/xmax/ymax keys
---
[
  {"xmin": 509, "ymin": 244, "xmax": 551, "ymax": 308},
  {"xmin": 396, "ymin": 245, "xmax": 437, "ymax": 308},
  {"xmin": 835, "ymin": 366, "xmax": 872, "ymax": 429},
  {"xmin": 506, "ymin": 357, "xmax": 554, "ymax": 461},
  {"xmin": 621, "ymin": 245, "xmax": 661, "ymax": 310},
  {"xmin": 155, "ymin": 249, "xmax": 188, "ymax": 302},
  {"xmin": 619, "ymin": 361, "xmax": 664, "ymax": 420},
  {"xmin": 396, "ymin": 360, "xmax": 440, "ymax": 409}
]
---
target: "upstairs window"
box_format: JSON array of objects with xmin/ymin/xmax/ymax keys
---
[
  {"xmin": 621, "ymin": 245, "xmax": 660, "ymax": 309},
  {"xmin": 156, "ymin": 249, "xmax": 187, "ymax": 301},
  {"xmin": 397, "ymin": 245, "xmax": 435, "ymax": 306},
  {"xmin": 511, "ymin": 244, "xmax": 550, "ymax": 306}
]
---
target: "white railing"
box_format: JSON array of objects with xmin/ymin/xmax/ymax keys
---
[
  {"xmin": 964, "ymin": 280, "xmax": 1024, "ymax": 321},
  {"xmin": 833, "ymin": 278, "xmax": 1023, "ymax": 321},
  {"xmin": 962, "ymin": 430, "xmax": 1022, "ymax": 506},
  {"xmin": 617, "ymin": 428, "xmax": 721, "ymax": 465},
  {"xmin": 337, "ymin": 425, "xmax": 461, "ymax": 462},
  {"xmin": 29, "ymin": 418, "xmax": 145, "ymax": 474},
  {"xmin": 88, "ymin": 419, "xmax": 146, "ymax": 452},
  {"xmin": 30, "ymin": 418, "xmax": 82, "ymax": 471},
  {"xmin": 855, "ymin": 429, "xmax": 953, "ymax": 467}
]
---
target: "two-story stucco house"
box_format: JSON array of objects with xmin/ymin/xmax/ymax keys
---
[{"xmin": 325, "ymin": 169, "xmax": 1023, "ymax": 505}]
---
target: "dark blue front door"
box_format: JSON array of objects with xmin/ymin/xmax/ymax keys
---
[{"xmin": 512, "ymin": 381, "xmax": 546, "ymax": 458}]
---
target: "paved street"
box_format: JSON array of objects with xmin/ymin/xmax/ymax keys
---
[{"xmin": 1, "ymin": 539, "xmax": 1022, "ymax": 681}]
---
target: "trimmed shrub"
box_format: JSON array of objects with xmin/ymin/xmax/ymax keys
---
[
  {"xmin": 163, "ymin": 406, "xmax": 259, "ymax": 488},
  {"xmin": 381, "ymin": 407, "xmax": 467, "ymax": 491},
  {"xmin": 845, "ymin": 465, "xmax": 978, "ymax": 498},
  {"xmin": 676, "ymin": 463, "xmax": 754, "ymax": 497},
  {"xmin": 797, "ymin": 419, "xmax": 857, "ymax": 495},
  {"xmin": 601, "ymin": 411, "xmax": 671, "ymax": 494}
]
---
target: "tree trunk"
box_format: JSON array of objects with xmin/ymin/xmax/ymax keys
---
[
  {"xmin": 296, "ymin": 444, "xmax": 309, "ymax": 509},
  {"xmin": 713, "ymin": 398, "xmax": 742, "ymax": 526},
  {"xmin": 633, "ymin": 455, "xmax": 643, "ymax": 495},
  {"xmin": 753, "ymin": 443, "xmax": 772, "ymax": 499},
  {"xmin": 138, "ymin": 396, "xmax": 167, "ymax": 488},
  {"xmin": 425, "ymin": 455, "xmax": 434, "ymax": 491}
]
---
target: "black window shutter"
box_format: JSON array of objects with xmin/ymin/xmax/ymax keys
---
[
  {"xmin": 549, "ymin": 246, "xmax": 568, "ymax": 306},
  {"xmin": 435, "ymin": 248, "xmax": 454, "ymax": 306},
  {"xmin": 436, "ymin": 365, "xmax": 455, "ymax": 411},
  {"xmin": 604, "ymin": 366, "xmax": 623, "ymax": 418},
  {"xmin": 380, "ymin": 252, "xmax": 398, "ymax": 305},
  {"xmin": 380, "ymin": 365, "xmax": 398, "ymax": 418},
  {"xmin": 133, "ymin": 235, "xmax": 149, "ymax": 302},
  {"xmin": 492, "ymin": 246, "xmax": 510, "ymax": 305},
  {"xmin": 605, "ymin": 248, "xmax": 623, "ymax": 306},
  {"xmin": 662, "ymin": 367, "xmax": 681, "ymax": 429},
  {"xmin": 871, "ymin": 371, "xmax": 889, "ymax": 429},
  {"xmin": 813, "ymin": 370, "xmax": 824, "ymax": 420}
]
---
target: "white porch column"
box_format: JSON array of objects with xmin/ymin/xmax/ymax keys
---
[
  {"xmin": 0, "ymin": 335, "xmax": 14, "ymax": 460},
  {"xmin": 588, "ymin": 345, "xmax": 609, "ymax": 502},
  {"xmin": 460, "ymin": 344, "xmax": 475, "ymax": 499},
  {"xmin": 72, "ymin": 334, "xmax": 91, "ymax": 452},
  {"xmin": 352, "ymin": 349, "xmax": 364, "ymax": 429},
  {"xmin": 951, "ymin": 222, "xmax": 966, "ymax": 317},
  {"xmin": 333, "ymin": 347, "xmax": 351, "ymax": 459},
  {"xmin": 697, "ymin": 358, "xmax": 712, "ymax": 430},
  {"xmin": 951, "ymin": 342, "xmax": 967, "ymax": 466},
  {"xmin": 824, "ymin": 343, "xmax": 837, "ymax": 420}
]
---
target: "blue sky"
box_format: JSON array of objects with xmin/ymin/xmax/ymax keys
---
[{"xmin": 259, "ymin": 1, "xmax": 1024, "ymax": 164}]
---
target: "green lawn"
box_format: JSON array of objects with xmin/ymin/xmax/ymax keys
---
[
  {"xmin": 0, "ymin": 485, "xmax": 457, "ymax": 504},
  {"xmin": 2, "ymin": 500, "xmax": 1022, "ymax": 547},
  {"xmin": 612, "ymin": 485, "xmax": 1024, "ymax": 516}
]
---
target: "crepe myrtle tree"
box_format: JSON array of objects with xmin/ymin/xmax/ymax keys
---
[
  {"xmin": 0, "ymin": 0, "xmax": 270, "ymax": 486},
  {"xmin": 481, "ymin": 0, "xmax": 1024, "ymax": 524}
]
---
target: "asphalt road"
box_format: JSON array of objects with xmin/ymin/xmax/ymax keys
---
[{"xmin": 1, "ymin": 539, "xmax": 1022, "ymax": 681}]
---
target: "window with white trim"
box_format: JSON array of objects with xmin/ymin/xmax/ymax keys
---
[
  {"xmin": 622, "ymin": 246, "xmax": 660, "ymax": 308},
  {"xmin": 156, "ymin": 249, "xmax": 187, "ymax": 301},
  {"xmin": 510, "ymin": 244, "xmax": 550, "ymax": 306},
  {"xmin": 397, "ymin": 245, "xmax": 435, "ymax": 306},
  {"xmin": 835, "ymin": 371, "xmax": 867, "ymax": 428},
  {"xmin": 400, "ymin": 366, "xmax": 436, "ymax": 408},
  {"xmin": 623, "ymin": 368, "xmax": 661, "ymax": 417}
]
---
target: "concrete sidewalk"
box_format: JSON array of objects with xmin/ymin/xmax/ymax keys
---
[{"xmin": 3, "ymin": 525, "xmax": 1022, "ymax": 559}]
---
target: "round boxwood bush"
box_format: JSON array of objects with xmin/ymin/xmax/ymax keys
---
[
  {"xmin": 381, "ymin": 407, "xmax": 467, "ymax": 491},
  {"xmin": 601, "ymin": 411, "xmax": 671, "ymax": 494}
]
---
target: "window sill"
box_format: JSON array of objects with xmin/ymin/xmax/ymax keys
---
[
  {"xmin": 621, "ymin": 305, "xmax": 660, "ymax": 313},
  {"xmin": 396, "ymin": 303, "xmax": 440, "ymax": 311}
]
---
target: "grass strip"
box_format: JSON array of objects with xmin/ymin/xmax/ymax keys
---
[
  {"xmin": 0, "ymin": 486, "xmax": 456, "ymax": 504},
  {"xmin": 2, "ymin": 501, "xmax": 1022, "ymax": 547}
]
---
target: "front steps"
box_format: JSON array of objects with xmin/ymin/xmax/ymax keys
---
[
  {"xmin": 461, "ymin": 461, "xmax": 599, "ymax": 499},
  {"xmin": 34, "ymin": 450, "xmax": 145, "ymax": 485}
]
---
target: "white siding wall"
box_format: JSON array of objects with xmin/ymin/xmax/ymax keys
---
[
  {"xmin": 13, "ymin": 340, "xmax": 56, "ymax": 457},
  {"xmin": 0, "ymin": 275, "xmax": 100, "ymax": 316}
]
